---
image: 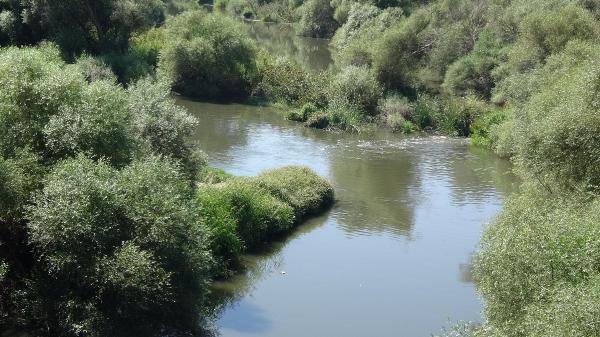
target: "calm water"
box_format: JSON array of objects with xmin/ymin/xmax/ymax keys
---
[
  {"xmin": 176, "ymin": 23, "xmax": 517, "ymax": 337},
  {"xmin": 245, "ymin": 22, "xmax": 334, "ymax": 72},
  {"xmin": 177, "ymin": 98, "xmax": 517, "ymax": 337}
]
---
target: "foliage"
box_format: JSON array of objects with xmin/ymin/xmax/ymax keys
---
[
  {"xmin": 298, "ymin": 0, "xmax": 339, "ymax": 38},
  {"xmin": 475, "ymin": 190, "xmax": 600, "ymax": 337},
  {"xmin": 158, "ymin": 10, "xmax": 258, "ymax": 99},
  {"xmin": 443, "ymin": 29, "xmax": 505, "ymax": 99},
  {"xmin": 255, "ymin": 166, "xmax": 334, "ymax": 218},
  {"xmin": 504, "ymin": 40, "xmax": 600, "ymax": 192},
  {"xmin": 197, "ymin": 166, "xmax": 333, "ymax": 274},
  {"xmin": 129, "ymin": 27, "xmax": 166, "ymax": 69},
  {"xmin": 254, "ymin": 53, "xmax": 328, "ymax": 107},
  {"xmin": 74, "ymin": 55, "xmax": 118, "ymax": 83},
  {"xmin": 377, "ymin": 95, "xmax": 414, "ymax": 132},
  {"xmin": 35, "ymin": 0, "xmax": 165, "ymax": 56},
  {"xmin": 469, "ymin": 108, "xmax": 507, "ymax": 148},
  {"xmin": 26, "ymin": 155, "xmax": 211, "ymax": 336},
  {"xmin": 328, "ymin": 65, "xmax": 383, "ymax": 117}
]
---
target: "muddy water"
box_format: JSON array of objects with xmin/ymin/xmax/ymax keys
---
[{"xmin": 178, "ymin": 98, "xmax": 518, "ymax": 337}]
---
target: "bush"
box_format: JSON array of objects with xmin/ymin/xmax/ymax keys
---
[
  {"xmin": 197, "ymin": 178, "xmax": 295, "ymax": 260},
  {"xmin": 305, "ymin": 112, "xmax": 331, "ymax": 129},
  {"xmin": 378, "ymin": 95, "xmax": 413, "ymax": 120},
  {"xmin": 469, "ymin": 108, "xmax": 508, "ymax": 148},
  {"xmin": 27, "ymin": 155, "xmax": 211, "ymax": 336},
  {"xmin": 285, "ymin": 103, "xmax": 319, "ymax": 122},
  {"xmin": 158, "ymin": 11, "xmax": 258, "ymax": 100},
  {"xmin": 197, "ymin": 166, "xmax": 333, "ymax": 274},
  {"xmin": 327, "ymin": 65, "xmax": 383, "ymax": 118},
  {"xmin": 0, "ymin": 148, "xmax": 44, "ymax": 221},
  {"xmin": 373, "ymin": 9, "xmax": 429, "ymax": 94},
  {"xmin": 443, "ymin": 29, "xmax": 504, "ymax": 99},
  {"xmin": 100, "ymin": 51, "xmax": 155, "ymax": 84},
  {"xmin": 129, "ymin": 27, "xmax": 166, "ymax": 68},
  {"xmin": 255, "ymin": 166, "xmax": 334, "ymax": 218},
  {"xmin": 331, "ymin": 3, "xmax": 383, "ymax": 49},
  {"xmin": 298, "ymin": 0, "xmax": 339, "ymax": 38},
  {"xmin": 474, "ymin": 191, "xmax": 600, "ymax": 337},
  {"xmin": 254, "ymin": 53, "xmax": 328, "ymax": 107},
  {"xmin": 74, "ymin": 55, "xmax": 117, "ymax": 83},
  {"xmin": 507, "ymin": 40, "xmax": 600, "ymax": 191},
  {"xmin": 413, "ymin": 95, "xmax": 488, "ymax": 136}
]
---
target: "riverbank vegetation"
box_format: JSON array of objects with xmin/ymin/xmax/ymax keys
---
[
  {"xmin": 1, "ymin": 0, "xmax": 599, "ymax": 336},
  {"xmin": 198, "ymin": 166, "xmax": 334, "ymax": 276},
  {"xmin": 0, "ymin": 26, "xmax": 333, "ymax": 337}
]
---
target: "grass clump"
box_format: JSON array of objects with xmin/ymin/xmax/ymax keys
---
[
  {"xmin": 197, "ymin": 166, "xmax": 334, "ymax": 275},
  {"xmin": 255, "ymin": 166, "xmax": 335, "ymax": 218}
]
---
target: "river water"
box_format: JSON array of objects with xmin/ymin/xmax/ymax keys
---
[{"xmin": 177, "ymin": 22, "xmax": 517, "ymax": 337}]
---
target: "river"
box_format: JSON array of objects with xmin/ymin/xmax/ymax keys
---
[{"xmin": 176, "ymin": 22, "xmax": 517, "ymax": 337}]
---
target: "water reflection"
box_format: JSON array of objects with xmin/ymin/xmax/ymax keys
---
[
  {"xmin": 182, "ymin": 97, "xmax": 517, "ymax": 337},
  {"xmin": 245, "ymin": 22, "xmax": 334, "ymax": 72}
]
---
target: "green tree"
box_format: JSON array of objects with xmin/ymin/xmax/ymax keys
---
[{"xmin": 158, "ymin": 10, "xmax": 258, "ymax": 99}]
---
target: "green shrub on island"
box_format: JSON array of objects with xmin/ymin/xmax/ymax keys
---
[
  {"xmin": 256, "ymin": 166, "xmax": 335, "ymax": 218},
  {"xmin": 197, "ymin": 166, "xmax": 334, "ymax": 274},
  {"xmin": 158, "ymin": 10, "xmax": 258, "ymax": 99}
]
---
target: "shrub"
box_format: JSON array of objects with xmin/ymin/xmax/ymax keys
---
[
  {"xmin": 43, "ymin": 79, "xmax": 135, "ymax": 167},
  {"xmin": 129, "ymin": 27, "xmax": 166, "ymax": 68},
  {"xmin": 507, "ymin": 5, "xmax": 598, "ymax": 73},
  {"xmin": 331, "ymin": 3, "xmax": 382, "ymax": 49},
  {"xmin": 508, "ymin": 40, "xmax": 600, "ymax": 191},
  {"xmin": 255, "ymin": 166, "xmax": 334, "ymax": 218},
  {"xmin": 0, "ymin": 44, "xmax": 84, "ymax": 159},
  {"xmin": 413, "ymin": 94, "xmax": 441, "ymax": 130},
  {"xmin": 474, "ymin": 191, "xmax": 600, "ymax": 337},
  {"xmin": 520, "ymin": 275, "xmax": 600, "ymax": 337},
  {"xmin": 298, "ymin": 0, "xmax": 339, "ymax": 38},
  {"xmin": 27, "ymin": 155, "xmax": 211, "ymax": 336},
  {"xmin": 197, "ymin": 166, "xmax": 333, "ymax": 273},
  {"xmin": 254, "ymin": 53, "xmax": 328, "ymax": 107},
  {"xmin": 100, "ymin": 51, "xmax": 155, "ymax": 84},
  {"xmin": 469, "ymin": 108, "xmax": 508, "ymax": 148},
  {"xmin": 74, "ymin": 55, "xmax": 117, "ymax": 83},
  {"xmin": 305, "ymin": 112, "xmax": 331, "ymax": 129},
  {"xmin": 0, "ymin": 44, "xmax": 208, "ymax": 337},
  {"xmin": 373, "ymin": 9, "xmax": 429, "ymax": 94},
  {"xmin": 378, "ymin": 95, "xmax": 413, "ymax": 120},
  {"xmin": 412, "ymin": 95, "xmax": 488, "ymax": 136},
  {"xmin": 198, "ymin": 166, "xmax": 233, "ymax": 184},
  {"xmin": 198, "ymin": 178, "xmax": 295, "ymax": 252},
  {"xmin": 0, "ymin": 149, "xmax": 45, "ymax": 221},
  {"xmin": 285, "ymin": 103, "xmax": 319, "ymax": 122},
  {"xmin": 39, "ymin": 0, "xmax": 166, "ymax": 56},
  {"xmin": 443, "ymin": 29, "xmax": 504, "ymax": 99},
  {"xmin": 327, "ymin": 65, "xmax": 383, "ymax": 118},
  {"xmin": 127, "ymin": 78, "xmax": 204, "ymax": 178},
  {"xmin": 158, "ymin": 11, "xmax": 258, "ymax": 100}
]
